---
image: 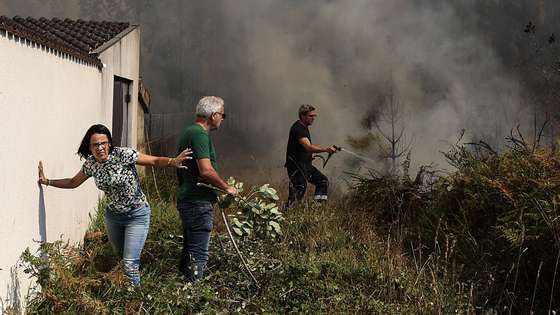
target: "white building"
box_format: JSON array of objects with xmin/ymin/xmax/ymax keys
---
[{"xmin": 0, "ymin": 16, "xmax": 148, "ymax": 311}]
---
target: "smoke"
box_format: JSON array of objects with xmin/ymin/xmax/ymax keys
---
[
  {"xmin": 3, "ymin": 0, "xmax": 552, "ymax": 181},
  {"xmin": 211, "ymin": 0, "xmax": 527, "ymax": 174}
]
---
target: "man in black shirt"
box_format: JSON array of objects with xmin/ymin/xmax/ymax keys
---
[{"xmin": 285, "ymin": 104, "xmax": 337, "ymax": 209}]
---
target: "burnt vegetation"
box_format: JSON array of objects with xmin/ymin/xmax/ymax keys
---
[{"xmin": 348, "ymin": 130, "xmax": 560, "ymax": 313}]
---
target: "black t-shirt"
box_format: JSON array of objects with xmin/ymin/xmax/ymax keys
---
[{"xmin": 285, "ymin": 121, "xmax": 312, "ymax": 167}]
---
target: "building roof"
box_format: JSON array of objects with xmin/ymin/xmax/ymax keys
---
[{"xmin": 0, "ymin": 16, "xmax": 132, "ymax": 68}]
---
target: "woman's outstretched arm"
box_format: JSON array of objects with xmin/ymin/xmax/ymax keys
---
[
  {"xmin": 136, "ymin": 149, "xmax": 192, "ymax": 169},
  {"xmin": 37, "ymin": 161, "xmax": 88, "ymax": 189}
]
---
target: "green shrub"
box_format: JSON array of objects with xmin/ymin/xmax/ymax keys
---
[{"xmin": 224, "ymin": 177, "xmax": 285, "ymax": 240}]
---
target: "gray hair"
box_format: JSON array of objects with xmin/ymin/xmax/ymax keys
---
[
  {"xmin": 298, "ymin": 104, "xmax": 316, "ymax": 118},
  {"xmin": 195, "ymin": 96, "xmax": 224, "ymax": 118}
]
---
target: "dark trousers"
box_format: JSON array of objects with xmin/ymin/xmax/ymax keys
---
[
  {"xmin": 177, "ymin": 201, "xmax": 214, "ymax": 281},
  {"xmin": 286, "ymin": 162, "xmax": 329, "ymax": 208}
]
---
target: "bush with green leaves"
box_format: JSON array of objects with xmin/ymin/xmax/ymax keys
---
[{"xmin": 223, "ymin": 177, "xmax": 284, "ymax": 240}]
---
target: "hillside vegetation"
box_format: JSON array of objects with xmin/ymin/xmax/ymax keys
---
[{"xmin": 17, "ymin": 141, "xmax": 560, "ymax": 314}]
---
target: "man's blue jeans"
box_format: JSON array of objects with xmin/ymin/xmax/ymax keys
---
[
  {"xmin": 105, "ymin": 203, "xmax": 151, "ymax": 286},
  {"xmin": 177, "ymin": 201, "xmax": 214, "ymax": 281}
]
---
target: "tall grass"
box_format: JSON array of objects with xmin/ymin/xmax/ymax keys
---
[
  {"xmin": 20, "ymin": 176, "xmax": 473, "ymax": 314},
  {"xmin": 18, "ymin": 140, "xmax": 560, "ymax": 313},
  {"xmin": 348, "ymin": 142, "xmax": 560, "ymax": 314}
]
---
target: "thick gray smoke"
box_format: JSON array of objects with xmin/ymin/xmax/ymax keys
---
[
  {"xmin": 3, "ymin": 0, "xmax": 555, "ymax": 182},
  {"xmin": 214, "ymin": 0, "xmax": 525, "ymax": 171}
]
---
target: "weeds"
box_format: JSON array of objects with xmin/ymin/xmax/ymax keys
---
[
  {"xmin": 33, "ymin": 141, "xmax": 560, "ymax": 313},
  {"xmin": 349, "ymin": 140, "xmax": 560, "ymax": 313},
  {"xmin": 21, "ymin": 178, "xmax": 472, "ymax": 314}
]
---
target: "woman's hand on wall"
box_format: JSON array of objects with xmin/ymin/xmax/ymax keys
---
[
  {"xmin": 38, "ymin": 161, "xmax": 48, "ymax": 186},
  {"xmin": 37, "ymin": 161, "xmax": 88, "ymax": 189}
]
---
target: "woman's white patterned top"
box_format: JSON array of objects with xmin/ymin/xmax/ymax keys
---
[{"xmin": 82, "ymin": 147, "xmax": 147, "ymax": 213}]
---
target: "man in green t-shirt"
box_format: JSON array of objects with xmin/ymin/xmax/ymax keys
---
[{"xmin": 176, "ymin": 96, "xmax": 237, "ymax": 281}]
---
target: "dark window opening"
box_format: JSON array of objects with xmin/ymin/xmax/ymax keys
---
[{"xmin": 112, "ymin": 76, "xmax": 132, "ymax": 147}]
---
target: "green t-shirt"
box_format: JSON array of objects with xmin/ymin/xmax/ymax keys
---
[{"xmin": 176, "ymin": 124, "xmax": 218, "ymax": 203}]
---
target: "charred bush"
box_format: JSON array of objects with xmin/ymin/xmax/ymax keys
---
[{"xmin": 348, "ymin": 141, "xmax": 560, "ymax": 313}]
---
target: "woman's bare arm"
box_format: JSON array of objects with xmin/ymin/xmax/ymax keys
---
[
  {"xmin": 38, "ymin": 161, "xmax": 88, "ymax": 189},
  {"xmin": 136, "ymin": 149, "xmax": 192, "ymax": 168}
]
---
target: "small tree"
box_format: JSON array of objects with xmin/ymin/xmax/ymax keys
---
[
  {"xmin": 354, "ymin": 84, "xmax": 412, "ymax": 175},
  {"xmin": 516, "ymin": 20, "xmax": 558, "ymax": 149}
]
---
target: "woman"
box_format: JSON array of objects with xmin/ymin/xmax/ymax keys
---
[{"xmin": 38, "ymin": 124, "xmax": 192, "ymax": 286}]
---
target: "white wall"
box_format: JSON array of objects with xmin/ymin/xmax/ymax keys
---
[{"xmin": 0, "ymin": 27, "xmax": 140, "ymax": 312}]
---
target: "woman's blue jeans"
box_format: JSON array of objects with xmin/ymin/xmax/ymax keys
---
[
  {"xmin": 104, "ymin": 203, "xmax": 151, "ymax": 286},
  {"xmin": 177, "ymin": 201, "xmax": 214, "ymax": 281}
]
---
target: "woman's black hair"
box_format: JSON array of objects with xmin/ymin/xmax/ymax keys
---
[{"xmin": 77, "ymin": 124, "xmax": 114, "ymax": 159}]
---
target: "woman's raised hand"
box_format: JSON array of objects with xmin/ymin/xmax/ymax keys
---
[
  {"xmin": 38, "ymin": 161, "xmax": 48, "ymax": 185},
  {"xmin": 169, "ymin": 149, "xmax": 193, "ymax": 169}
]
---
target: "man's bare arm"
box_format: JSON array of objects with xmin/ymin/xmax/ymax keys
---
[
  {"xmin": 197, "ymin": 158, "xmax": 237, "ymax": 195},
  {"xmin": 298, "ymin": 137, "xmax": 336, "ymax": 154}
]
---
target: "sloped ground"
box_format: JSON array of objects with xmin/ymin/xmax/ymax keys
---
[
  {"xmin": 21, "ymin": 141, "xmax": 560, "ymax": 314},
  {"xmin": 19, "ymin": 195, "xmax": 469, "ymax": 314}
]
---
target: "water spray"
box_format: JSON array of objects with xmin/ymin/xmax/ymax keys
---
[
  {"xmin": 339, "ymin": 147, "xmax": 378, "ymax": 165},
  {"xmin": 315, "ymin": 145, "xmax": 377, "ymax": 167}
]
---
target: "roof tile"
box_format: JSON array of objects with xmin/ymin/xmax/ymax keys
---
[{"xmin": 0, "ymin": 16, "xmax": 131, "ymax": 68}]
